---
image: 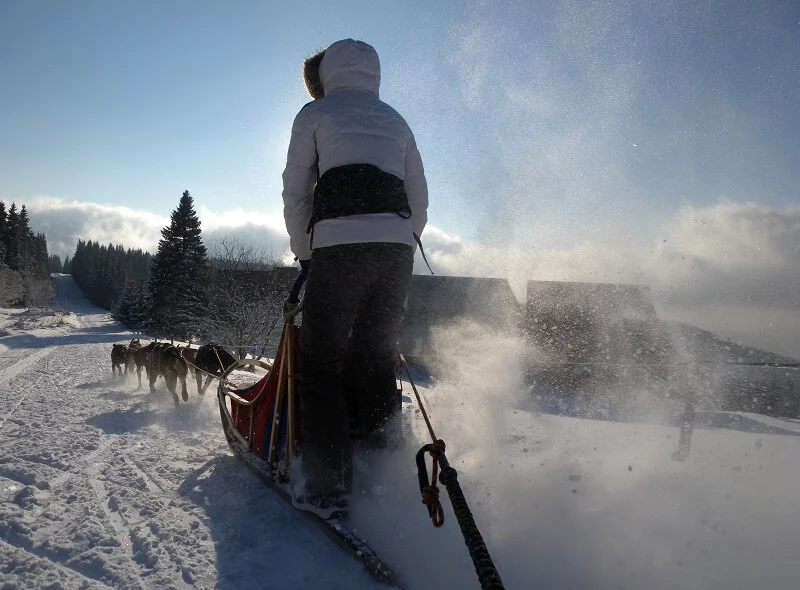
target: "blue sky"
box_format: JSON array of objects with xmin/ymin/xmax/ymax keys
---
[
  {"xmin": 2, "ymin": 0, "xmax": 797, "ymax": 241},
  {"xmin": 1, "ymin": 0, "xmax": 470, "ymax": 228},
  {"xmin": 2, "ymin": 0, "xmax": 800, "ymax": 354}
]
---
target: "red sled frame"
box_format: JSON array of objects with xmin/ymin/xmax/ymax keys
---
[{"xmin": 217, "ymin": 315, "xmax": 301, "ymax": 478}]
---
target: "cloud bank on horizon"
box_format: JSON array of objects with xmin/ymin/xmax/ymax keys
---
[
  {"xmin": 22, "ymin": 195, "xmax": 800, "ymax": 357},
  {"xmin": 421, "ymin": 200, "xmax": 800, "ymax": 358},
  {"xmin": 25, "ymin": 196, "xmax": 292, "ymax": 263}
]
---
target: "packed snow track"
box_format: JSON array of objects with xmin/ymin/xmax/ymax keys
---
[{"xmin": 0, "ymin": 276, "xmax": 384, "ymax": 589}]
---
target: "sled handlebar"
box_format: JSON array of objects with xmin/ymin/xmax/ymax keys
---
[{"xmin": 286, "ymin": 267, "xmax": 308, "ymax": 305}]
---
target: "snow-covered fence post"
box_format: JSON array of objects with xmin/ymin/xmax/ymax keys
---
[{"xmin": 672, "ymin": 386, "xmax": 696, "ymax": 461}]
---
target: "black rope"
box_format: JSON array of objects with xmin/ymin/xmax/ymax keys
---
[
  {"xmin": 436, "ymin": 450, "xmax": 505, "ymax": 590},
  {"xmin": 414, "ymin": 232, "xmax": 435, "ymax": 275}
]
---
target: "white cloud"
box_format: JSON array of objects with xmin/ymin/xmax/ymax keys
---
[
  {"xmin": 196, "ymin": 204, "xmax": 286, "ymax": 235},
  {"xmin": 648, "ymin": 201, "xmax": 800, "ymax": 308},
  {"xmin": 26, "ymin": 197, "xmax": 168, "ymax": 258},
  {"xmin": 425, "ymin": 200, "xmax": 799, "ymax": 304},
  {"xmin": 25, "ymin": 196, "xmax": 293, "ymax": 262},
  {"xmin": 196, "ymin": 204, "xmax": 293, "ymax": 263},
  {"xmin": 421, "ymin": 200, "xmax": 800, "ymax": 357}
]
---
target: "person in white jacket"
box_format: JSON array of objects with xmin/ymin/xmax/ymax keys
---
[{"xmin": 282, "ymin": 38, "xmax": 428, "ymax": 519}]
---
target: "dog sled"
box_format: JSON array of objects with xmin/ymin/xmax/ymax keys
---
[
  {"xmin": 216, "ymin": 274, "xmax": 405, "ymax": 587},
  {"xmin": 217, "ymin": 272, "xmax": 505, "ymax": 590}
]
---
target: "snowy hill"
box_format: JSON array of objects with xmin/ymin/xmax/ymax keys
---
[{"xmin": 1, "ymin": 275, "xmax": 799, "ymax": 589}]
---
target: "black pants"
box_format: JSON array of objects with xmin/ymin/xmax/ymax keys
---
[{"xmin": 299, "ymin": 242, "xmax": 414, "ymax": 496}]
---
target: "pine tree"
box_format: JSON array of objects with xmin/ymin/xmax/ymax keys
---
[
  {"xmin": 48, "ymin": 254, "xmax": 63, "ymax": 273},
  {"xmin": 0, "ymin": 202, "xmax": 53, "ymax": 306},
  {"xmin": 16, "ymin": 206, "xmax": 36, "ymax": 275},
  {"xmin": 147, "ymin": 190, "xmax": 208, "ymax": 341},
  {"xmin": 112, "ymin": 281, "xmax": 135, "ymax": 327},
  {"xmin": 113, "ymin": 280, "xmax": 151, "ymax": 332},
  {"xmin": 5, "ymin": 203, "xmax": 20, "ymax": 270},
  {"xmin": 0, "ymin": 201, "xmax": 7, "ymax": 266},
  {"xmin": 62, "ymin": 255, "xmax": 71, "ymax": 274}
]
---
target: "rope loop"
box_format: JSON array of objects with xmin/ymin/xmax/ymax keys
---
[
  {"xmin": 415, "ymin": 441, "xmax": 448, "ymax": 528},
  {"xmin": 421, "ymin": 484, "xmax": 445, "ymax": 528}
]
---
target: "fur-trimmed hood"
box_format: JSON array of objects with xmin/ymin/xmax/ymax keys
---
[
  {"xmin": 285, "ymin": 38, "xmax": 427, "ymax": 261},
  {"xmin": 318, "ymin": 39, "xmax": 381, "ymax": 97}
]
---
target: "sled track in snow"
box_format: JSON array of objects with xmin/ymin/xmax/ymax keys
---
[
  {"xmin": 84, "ymin": 439, "xmax": 195, "ymax": 590},
  {"xmin": 47, "ymin": 436, "xmax": 116, "ymax": 489},
  {"xmin": 0, "ymin": 435, "xmax": 148, "ymax": 589},
  {"xmin": 128, "ymin": 458, "xmax": 168, "ymax": 496},
  {"xmin": 0, "ymin": 347, "xmax": 51, "ymax": 385},
  {"xmin": 85, "ymin": 463, "xmax": 150, "ymax": 589},
  {"xmin": 0, "ymin": 537, "xmax": 120, "ymax": 590},
  {"xmin": 0, "ymin": 348, "xmax": 52, "ymax": 433}
]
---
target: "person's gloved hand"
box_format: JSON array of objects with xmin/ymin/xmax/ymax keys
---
[
  {"xmin": 284, "ymin": 258, "xmax": 310, "ymax": 315},
  {"xmin": 283, "ymin": 297, "xmax": 301, "ymax": 315}
]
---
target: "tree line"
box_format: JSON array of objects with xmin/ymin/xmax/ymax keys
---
[
  {"xmin": 70, "ymin": 241, "xmax": 153, "ymax": 311},
  {"xmin": 70, "ymin": 191, "xmax": 289, "ymax": 358},
  {"xmin": 0, "ymin": 200, "xmax": 54, "ymax": 306}
]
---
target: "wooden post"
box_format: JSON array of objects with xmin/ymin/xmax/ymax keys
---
[{"xmin": 672, "ymin": 382, "xmax": 696, "ymax": 462}]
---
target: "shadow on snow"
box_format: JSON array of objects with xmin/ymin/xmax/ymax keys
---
[
  {"xmin": 1, "ymin": 332, "xmax": 128, "ymax": 350},
  {"xmin": 176, "ymin": 457, "xmax": 377, "ymax": 590},
  {"xmin": 85, "ymin": 403, "xmax": 160, "ymax": 435}
]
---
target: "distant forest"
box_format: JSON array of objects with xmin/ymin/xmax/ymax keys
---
[
  {"xmin": 69, "ymin": 240, "xmax": 153, "ymax": 311},
  {"xmin": 0, "ymin": 200, "xmax": 54, "ymax": 306}
]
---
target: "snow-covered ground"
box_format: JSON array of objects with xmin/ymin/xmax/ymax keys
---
[{"xmin": 2, "ymin": 275, "xmax": 799, "ymax": 589}]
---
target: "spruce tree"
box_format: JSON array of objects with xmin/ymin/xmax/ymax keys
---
[
  {"xmin": 147, "ymin": 190, "xmax": 208, "ymax": 341},
  {"xmin": 16, "ymin": 206, "xmax": 35, "ymax": 275},
  {"xmin": 0, "ymin": 201, "xmax": 7, "ymax": 266},
  {"xmin": 18, "ymin": 206, "xmax": 31, "ymax": 244},
  {"xmin": 33, "ymin": 233, "xmax": 49, "ymax": 274},
  {"xmin": 113, "ymin": 280, "xmax": 151, "ymax": 332},
  {"xmin": 67, "ymin": 240, "xmax": 152, "ymax": 309},
  {"xmin": 0, "ymin": 203, "xmax": 54, "ymax": 306},
  {"xmin": 70, "ymin": 240, "xmax": 90, "ymax": 296},
  {"xmin": 5, "ymin": 203, "xmax": 19, "ymax": 270},
  {"xmin": 112, "ymin": 281, "xmax": 135, "ymax": 327},
  {"xmin": 48, "ymin": 254, "xmax": 63, "ymax": 273}
]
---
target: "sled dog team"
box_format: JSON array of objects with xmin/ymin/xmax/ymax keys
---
[{"xmin": 110, "ymin": 339, "xmax": 235, "ymax": 406}]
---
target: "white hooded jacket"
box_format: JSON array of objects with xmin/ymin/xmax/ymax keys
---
[{"xmin": 281, "ymin": 39, "xmax": 428, "ymax": 261}]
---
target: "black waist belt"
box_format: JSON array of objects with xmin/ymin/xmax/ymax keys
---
[{"xmin": 306, "ymin": 164, "xmax": 412, "ymax": 233}]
